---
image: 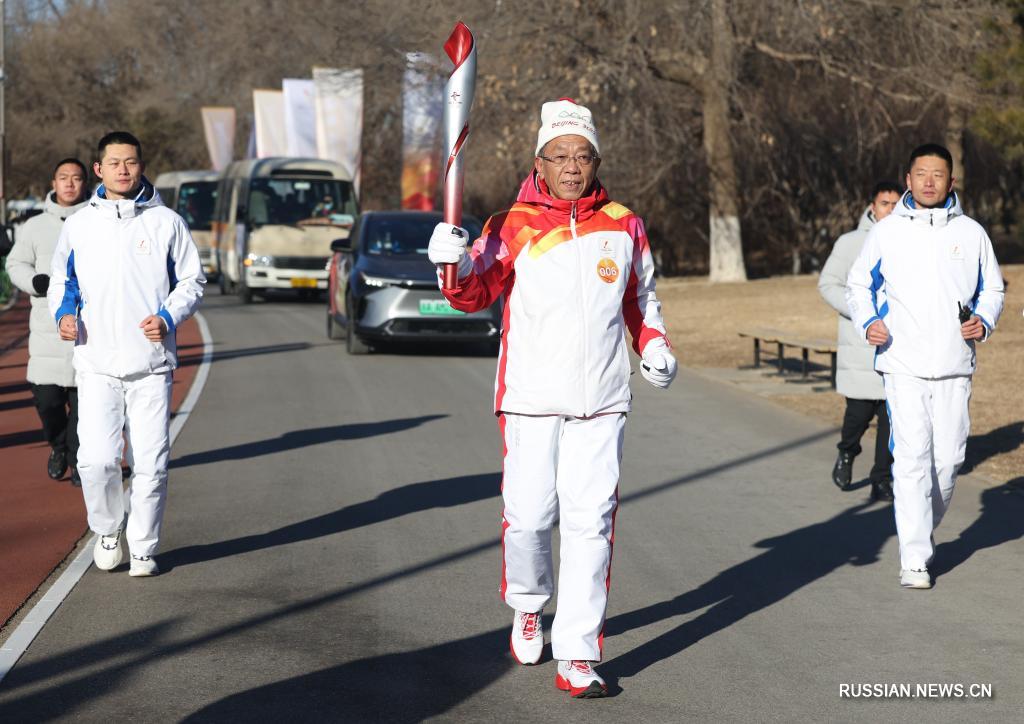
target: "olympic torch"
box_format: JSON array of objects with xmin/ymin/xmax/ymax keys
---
[{"xmin": 441, "ymin": 21, "xmax": 477, "ymax": 290}]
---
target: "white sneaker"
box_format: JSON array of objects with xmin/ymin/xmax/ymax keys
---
[
  {"xmin": 900, "ymin": 568, "xmax": 932, "ymax": 589},
  {"xmin": 129, "ymin": 555, "xmax": 159, "ymax": 577},
  {"xmin": 93, "ymin": 530, "xmax": 124, "ymax": 571},
  {"xmin": 555, "ymin": 660, "xmax": 608, "ymax": 698},
  {"xmin": 509, "ymin": 610, "xmax": 543, "ymax": 665}
]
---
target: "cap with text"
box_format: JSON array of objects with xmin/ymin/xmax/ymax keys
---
[{"xmin": 535, "ymin": 98, "xmax": 600, "ymax": 156}]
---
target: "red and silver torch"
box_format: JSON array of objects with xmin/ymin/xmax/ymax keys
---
[{"xmin": 441, "ymin": 21, "xmax": 477, "ymax": 290}]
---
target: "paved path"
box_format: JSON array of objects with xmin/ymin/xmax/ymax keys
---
[{"xmin": 1, "ymin": 292, "xmax": 1022, "ymax": 722}]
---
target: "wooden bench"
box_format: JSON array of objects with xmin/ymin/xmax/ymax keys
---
[{"xmin": 737, "ymin": 327, "xmax": 838, "ymax": 388}]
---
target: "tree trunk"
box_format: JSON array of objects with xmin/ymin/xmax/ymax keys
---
[
  {"xmin": 705, "ymin": 0, "xmax": 747, "ymax": 282},
  {"xmin": 946, "ymin": 104, "xmax": 966, "ymax": 194},
  {"xmin": 361, "ymin": 60, "xmax": 404, "ymax": 209}
]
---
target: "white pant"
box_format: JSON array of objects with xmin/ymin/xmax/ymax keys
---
[
  {"xmin": 76, "ymin": 370, "xmax": 172, "ymax": 557},
  {"xmin": 884, "ymin": 373, "xmax": 971, "ymax": 571},
  {"xmin": 499, "ymin": 412, "xmax": 624, "ymax": 661}
]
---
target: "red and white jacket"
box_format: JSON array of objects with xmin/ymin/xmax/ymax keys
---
[{"xmin": 442, "ymin": 172, "xmax": 669, "ymax": 417}]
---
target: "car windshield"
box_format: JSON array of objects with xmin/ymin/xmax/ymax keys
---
[
  {"xmin": 363, "ymin": 216, "xmax": 482, "ymax": 257},
  {"xmin": 175, "ymin": 181, "xmax": 217, "ymax": 231},
  {"xmin": 248, "ymin": 177, "xmax": 357, "ymax": 228}
]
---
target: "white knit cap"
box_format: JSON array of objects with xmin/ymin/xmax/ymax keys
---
[{"xmin": 534, "ymin": 98, "xmax": 600, "ymax": 156}]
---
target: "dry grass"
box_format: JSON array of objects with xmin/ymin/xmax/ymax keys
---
[{"xmin": 658, "ymin": 265, "xmax": 1024, "ymax": 485}]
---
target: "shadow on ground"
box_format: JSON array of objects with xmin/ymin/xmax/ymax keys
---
[
  {"xmin": 180, "ymin": 627, "xmax": 516, "ymax": 723},
  {"xmin": 961, "ymin": 421, "xmax": 1024, "ymax": 475},
  {"xmin": 176, "ymin": 342, "xmax": 325, "ymax": 368},
  {"xmin": 4, "ymin": 462, "xmax": 1022, "ymax": 719},
  {"xmin": 170, "ymin": 414, "xmax": 447, "ymax": 468},
  {"xmin": 0, "ymin": 381, "xmax": 31, "ymax": 395},
  {"xmin": 603, "ymin": 499, "xmax": 894, "ymax": 679},
  {"xmin": 0, "ymin": 428, "xmax": 43, "ymax": 448},
  {"xmin": 160, "ymin": 471, "xmax": 499, "ymax": 571},
  {"xmin": 931, "ymin": 479, "xmax": 1024, "ymax": 577}
]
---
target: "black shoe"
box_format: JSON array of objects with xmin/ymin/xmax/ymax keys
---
[
  {"xmin": 47, "ymin": 448, "xmax": 68, "ymax": 480},
  {"xmin": 831, "ymin": 452, "xmax": 854, "ymax": 490},
  {"xmin": 70, "ymin": 468, "xmax": 82, "ymax": 487},
  {"xmin": 870, "ymin": 478, "xmax": 894, "ymax": 502}
]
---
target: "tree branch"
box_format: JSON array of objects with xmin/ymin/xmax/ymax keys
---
[
  {"xmin": 647, "ymin": 47, "xmax": 707, "ymax": 89},
  {"xmin": 751, "ymin": 41, "xmax": 926, "ymax": 104}
]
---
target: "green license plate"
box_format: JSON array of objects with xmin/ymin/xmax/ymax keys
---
[{"xmin": 419, "ymin": 299, "xmax": 466, "ymax": 316}]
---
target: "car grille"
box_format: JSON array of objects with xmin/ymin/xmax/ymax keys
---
[
  {"xmin": 273, "ymin": 256, "xmax": 329, "ymax": 270},
  {"xmin": 385, "ymin": 319, "xmax": 496, "ymax": 336}
]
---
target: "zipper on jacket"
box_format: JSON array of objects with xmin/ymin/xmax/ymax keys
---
[
  {"xmin": 116, "ymin": 206, "xmax": 125, "ymax": 376},
  {"xmin": 571, "ymin": 201, "xmax": 590, "ymax": 415}
]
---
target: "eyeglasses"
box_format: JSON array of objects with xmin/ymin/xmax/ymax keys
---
[{"xmin": 538, "ymin": 153, "xmax": 597, "ymax": 167}]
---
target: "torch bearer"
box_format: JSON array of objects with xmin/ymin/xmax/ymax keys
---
[{"xmin": 441, "ymin": 21, "xmax": 477, "ymax": 290}]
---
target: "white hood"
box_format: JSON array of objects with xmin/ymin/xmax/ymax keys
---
[{"xmin": 894, "ymin": 189, "xmax": 962, "ymax": 228}]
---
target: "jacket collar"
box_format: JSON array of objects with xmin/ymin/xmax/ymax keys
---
[
  {"xmin": 44, "ymin": 190, "xmax": 88, "ymax": 221},
  {"xmin": 895, "ymin": 189, "xmax": 962, "ymax": 229},
  {"xmin": 91, "ymin": 177, "xmax": 161, "ymax": 219},
  {"xmin": 515, "ymin": 171, "xmax": 609, "ymax": 224}
]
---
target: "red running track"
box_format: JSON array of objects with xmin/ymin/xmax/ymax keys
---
[{"xmin": 0, "ymin": 300, "xmax": 201, "ymax": 626}]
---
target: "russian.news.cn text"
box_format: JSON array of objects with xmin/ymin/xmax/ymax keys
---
[{"xmin": 840, "ymin": 683, "xmax": 993, "ymax": 700}]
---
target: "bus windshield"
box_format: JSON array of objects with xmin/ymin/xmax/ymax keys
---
[
  {"xmin": 176, "ymin": 181, "xmax": 218, "ymax": 231},
  {"xmin": 247, "ymin": 178, "xmax": 357, "ymax": 228}
]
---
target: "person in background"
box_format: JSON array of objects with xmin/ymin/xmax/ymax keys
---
[
  {"xmin": 7, "ymin": 158, "xmax": 90, "ymax": 485},
  {"xmin": 818, "ymin": 181, "xmax": 901, "ymax": 502},
  {"xmin": 846, "ymin": 143, "xmax": 1004, "ymax": 590}
]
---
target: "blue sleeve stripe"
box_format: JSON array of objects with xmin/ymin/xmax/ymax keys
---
[
  {"xmin": 971, "ymin": 260, "xmax": 984, "ymax": 309},
  {"xmin": 55, "ymin": 249, "xmax": 81, "ymax": 322},
  {"xmin": 878, "ymin": 301, "xmax": 889, "ymax": 319},
  {"xmin": 863, "ymin": 315, "xmax": 881, "ymax": 329},
  {"xmin": 158, "ymin": 247, "xmax": 179, "ymax": 334},
  {"xmin": 869, "ymin": 259, "xmax": 884, "ymax": 314},
  {"xmin": 157, "ymin": 308, "xmax": 176, "ymax": 333}
]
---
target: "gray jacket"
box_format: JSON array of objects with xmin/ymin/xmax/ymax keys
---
[
  {"xmin": 7, "ymin": 192, "xmax": 88, "ymax": 386},
  {"xmin": 818, "ymin": 208, "xmax": 885, "ymax": 400}
]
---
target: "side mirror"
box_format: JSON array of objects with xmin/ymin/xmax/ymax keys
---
[{"xmin": 330, "ymin": 237, "xmax": 352, "ymax": 253}]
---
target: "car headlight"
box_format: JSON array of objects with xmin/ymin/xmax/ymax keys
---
[
  {"xmin": 244, "ymin": 253, "xmax": 274, "ymax": 267},
  {"xmin": 359, "ymin": 271, "xmax": 397, "ymax": 288}
]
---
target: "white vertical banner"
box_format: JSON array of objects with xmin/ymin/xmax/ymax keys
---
[
  {"xmin": 313, "ymin": 67, "xmax": 363, "ymax": 190},
  {"xmin": 282, "ymin": 79, "xmax": 317, "ymax": 157},
  {"xmin": 252, "ymin": 89, "xmax": 287, "ymax": 158},
  {"xmin": 200, "ymin": 106, "xmax": 236, "ymax": 171}
]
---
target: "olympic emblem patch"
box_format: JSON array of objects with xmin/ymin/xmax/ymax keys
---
[{"xmin": 597, "ymin": 258, "xmax": 619, "ymax": 284}]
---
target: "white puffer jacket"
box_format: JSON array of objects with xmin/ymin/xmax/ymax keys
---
[
  {"xmin": 48, "ymin": 180, "xmax": 206, "ymax": 377},
  {"xmin": 846, "ymin": 191, "xmax": 1005, "ymax": 379},
  {"xmin": 818, "ymin": 208, "xmax": 885, "ymax": 400},
  {"xmin": 6, "ymin": 192, "xmax": 88, "ymax": 386}
]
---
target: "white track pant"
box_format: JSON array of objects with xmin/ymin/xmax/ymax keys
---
[
  {"xmin": 499, "ymin": 412, "xmax": 624, "ymax": 662},
  {"xmin": 883, "ymin": 373, "xmax": 971, "ymax": 571},
  {"xmin": 76, "ymin": 370, "xmax": 172, "ymax": 557}
]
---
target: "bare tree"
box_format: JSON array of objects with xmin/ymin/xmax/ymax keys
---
[{"xmin": 4, "ymin": 0, "xmax": 1018, "ymax": 272}]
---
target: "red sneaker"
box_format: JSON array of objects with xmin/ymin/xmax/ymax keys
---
[{"xmin": 555, "ymin": 660, "xmax": 607, "ymax": 698}]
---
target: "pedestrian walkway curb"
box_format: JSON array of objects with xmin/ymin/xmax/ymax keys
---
[{"xmin": 0, "ymin": 311, "xmax": 214, "ymax": 685}]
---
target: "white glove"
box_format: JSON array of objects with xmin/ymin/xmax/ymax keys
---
[
  {"xmin": 428, "ymin": 222, "xmax": 473, "ymax": 278},
  {"xmin": 640, "ymin": 338, "xmax": 677, "ymax": 390}
]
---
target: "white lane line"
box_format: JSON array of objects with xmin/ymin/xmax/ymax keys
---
[{"xmin": 0, "ymin": 311, "xmax": 214, "ymax": 684}]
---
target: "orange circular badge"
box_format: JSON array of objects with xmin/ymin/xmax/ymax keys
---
[{"xmin": 597, "ymin": 258, "xmax": 619, "ymax": 284}]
